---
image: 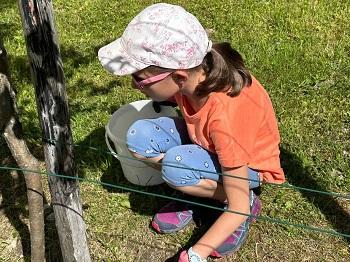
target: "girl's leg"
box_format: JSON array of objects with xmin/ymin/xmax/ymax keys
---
[
  {"xmin": 126, "ymin": 116, "xmax": 191, "ymax": 166},
  {"xmin": 161, "ymin": 144, "xmax": 262, "ymax": 258},
  {"xmin": 153, "ymin": 144, "xmax": 261, "ymax": 234},
  {"xmin": 127, "ymin": 117, "xmax": 260, "ymax": 192},
  {"xmin": 127, "ymin": 116, "xmax": 262, "ymax": 252},
  {"xmin": 161, "ymin": 144, "xmax": 260, "ymax": 201},
  {"xmin": 126, "ymin": 117, "xmax": 197, "ymax": 234}
]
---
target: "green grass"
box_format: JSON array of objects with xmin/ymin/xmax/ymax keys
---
[{"xmin": 1, "ymin": 0, "xmax": 349, "ymax": 261}]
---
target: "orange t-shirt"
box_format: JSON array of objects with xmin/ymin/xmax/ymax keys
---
[{"xmin": 174, "ymin": 77, "xmax": 285, "ymax": 184}]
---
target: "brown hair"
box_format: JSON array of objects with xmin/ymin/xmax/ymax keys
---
[
  {"xmin": 145, "ymin": 42, "xmax": 251, "ymax": 97},
  {"xmin": 194, "ymin": 42, "xmax": 252, "ymax": 97}
]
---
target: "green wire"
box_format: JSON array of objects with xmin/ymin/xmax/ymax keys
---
[
  {"xmin": 43, "ymin": 138, "xmax": 350, "ymax": 200},
  {"xmin": 1, "ymin": 165, "xmax": 349, "ymax": 239}
]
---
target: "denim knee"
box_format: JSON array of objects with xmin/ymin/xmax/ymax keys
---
[{"xmin": 162, "ymin": 146, "xmax": 201, "ymax": 187}]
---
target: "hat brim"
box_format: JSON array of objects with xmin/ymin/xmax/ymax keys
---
[{"xmin": 98, "ymin": 39, "xmax": 148, "ymax": 76}]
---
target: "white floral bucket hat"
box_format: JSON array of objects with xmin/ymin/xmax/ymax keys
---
[{"xmin": 98, "ymin": 3, "xmax": 212, "ymax": 76}]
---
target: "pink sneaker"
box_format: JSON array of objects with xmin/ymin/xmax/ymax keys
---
[{"xmin": 152, "ymin": 201, "xmax": 194, "ymax": 233}]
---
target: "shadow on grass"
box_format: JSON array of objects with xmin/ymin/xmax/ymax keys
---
[
  {"xmin": 76, "ymin": 126, "xmax": 180, "ymax": 216},
  {"xmin": 4, "ymin": 44, "xmax": 121, "ymax": 162},
  {"xmin": 74, "ymin": 127, "xmax": 114, "ymax": 179},
  {"xmin": 0, "ymin": 0, "xmax": 18, "ymax": 9},
  {"xmin": 280, "ymin": 147, "xmax": 350, "ymax": 244}
]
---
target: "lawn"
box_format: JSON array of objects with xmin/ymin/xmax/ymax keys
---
[{"xmin": 0, "ymin": 0, "xmax": 349, "ymax": 261}]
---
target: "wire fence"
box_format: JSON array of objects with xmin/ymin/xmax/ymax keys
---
[
  {"xmin": 45, "ymin": 138, "xmax": 350, "ymax": 200},
  {"xmin": 0, "ymin": 137, "xmax": 349, "ymax": 239}
]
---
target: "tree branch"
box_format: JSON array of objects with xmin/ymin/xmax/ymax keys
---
[{"xmin": 0, "ymin": 40, "xmax": 45, "ymax": 262}]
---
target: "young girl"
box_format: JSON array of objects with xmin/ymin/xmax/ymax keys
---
[{"xmin": 98, "ymin": 3, "xmax": 285, "ymax": 261}]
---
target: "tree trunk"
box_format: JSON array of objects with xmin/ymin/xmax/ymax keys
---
[
  {"xmin": 18, "ymin": 1, "xmax": 91, "ymax": 261},
  {"xmin": 0, "ymin": 39, "xmax": 45, "ymax": 261}
]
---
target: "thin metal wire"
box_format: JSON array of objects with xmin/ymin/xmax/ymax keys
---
[
  {"xmin": 0, "ymin": 165, "xmax": 349, "ymax": 239},
  {"xmin": 42, "ymin": 138, "xmax": 350, "ymax": 200}
]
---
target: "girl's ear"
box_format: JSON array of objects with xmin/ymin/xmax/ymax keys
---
[{"xmin": 172, "ymin": 70, "xmax": 188, "ymax": 87}]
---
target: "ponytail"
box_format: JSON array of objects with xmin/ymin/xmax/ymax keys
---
[{"xmin": 195, "ymin": 42, "xmax": 252, "ymax": 97}]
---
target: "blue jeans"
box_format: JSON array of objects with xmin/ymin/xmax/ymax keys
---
[{"xmin": 126, "ymin": 117, "xmax": 260, "ymax": 188}]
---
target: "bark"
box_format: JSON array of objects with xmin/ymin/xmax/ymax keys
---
[
  {"xmin": 0, "ymin": 40, "xmax": 45, "ymax": 261},
  {"xmin": 18, "ymin": 1, "xmax": 91, "ymax": 261}
]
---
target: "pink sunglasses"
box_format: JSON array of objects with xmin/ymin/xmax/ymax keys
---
[{"xmin": 132, "ymin": 71, "xmax": 173, "ymax": 89}]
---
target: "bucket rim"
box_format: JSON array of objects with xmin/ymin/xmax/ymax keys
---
[
  {"xmin": 105, "ymin": 99, "xmax": 154, "ymax": 143},
  {"xmin": 105, "ymin": 124, "xmax": 118, "ymax": 142}
]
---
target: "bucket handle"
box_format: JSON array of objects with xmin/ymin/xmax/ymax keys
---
[{"xmin": 105, "ymin": 130, "xmax": 120, "ymax": 160}]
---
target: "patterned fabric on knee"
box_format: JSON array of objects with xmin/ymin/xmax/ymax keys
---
[
  {"xmin": 162, "ymin": 144, "xmax": 221, "ymax": 187},
  {"xmin": 126, "ymin": 117, "xmax": 188, "ymax": 158},
  {"xmin": 161, "ymin": 144, "xmax": 261, "ymax": 189}
]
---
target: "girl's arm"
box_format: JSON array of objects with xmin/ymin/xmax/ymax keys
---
[{"xmin": 192, "ymin": 165, "xmax": 250, "ymax": 259}]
